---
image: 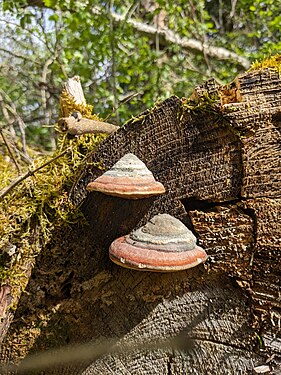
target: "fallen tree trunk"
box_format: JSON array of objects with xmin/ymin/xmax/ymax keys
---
[{"xmin": 0, "ymin": 65, "xmax": 280, "ymax": 374}]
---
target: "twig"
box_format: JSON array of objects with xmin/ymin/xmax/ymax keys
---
[
  {"xmin": 0, "ymin": 148, "xmax": 70, "ymax": 200},
  {"xmin": 230, "ymin": 0, "xmax": 238, "ymax": 19},
  {"xmin": 0, "ymin": 92, "xmax": 17, "ymax": 139},
  {"xmin": 0, "ymin": 130, "xmax": 21, "ymax": 174},
  {"xmin": 120, "ymin": 1, "xmax": 140, "ymax": 29},
  {"xmin": 0, "ymin": 17, "xmax": 47, "ymax": 46},
  {"xmin": 0, "ymin": 89, "xmax": 31, "ymax": 163},
  {"xmin": 17, "ymin": 113, "xmax": 29, "ymax": 161},
  {"xmin": 1, "ymin": 134, "xmax": 33, "ymax": 165},
  {"xmin": 0, "ymin": 47, "xmax": 41, "ymax": 65},
  {"xmin": 105, "ymin": 92, "xmax": 141, "ymax": 121}
]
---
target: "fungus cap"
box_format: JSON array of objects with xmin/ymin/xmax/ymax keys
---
[
  {"xmin": 86, "ymin": 153, "xmax": 165, "ymax": 199},
  {"xmin": 109, "ymin": 214, "xmax": 208, "ymax": 272}
]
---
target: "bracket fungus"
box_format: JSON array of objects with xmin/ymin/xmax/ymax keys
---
[
  {"xmin": 86, "ymin": 153, "xmax": 165, "ymax": 199},
  {"xmin": 109, "ymin": 213, "xmax": 208, "ymax": 272}
]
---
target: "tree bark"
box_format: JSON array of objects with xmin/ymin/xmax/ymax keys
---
[{"xmin": 0, "ymin": 68, "xmax": 280, "ymax": 374}]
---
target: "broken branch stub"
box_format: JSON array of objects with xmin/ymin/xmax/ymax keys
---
[
  {"xmin": 64, "ymin": 76, "xmax": 86, "ymax": 106},
  {"xmin": 60, "ymin": 76, "xmax": 118, "ymax": 134},
  {"xmin": 58, "ymin": 117, "xmax": 118, "ymax": 135},
  {"xmin": 60, "ymin": 76, "xmax": 87, "ymax": 118}
]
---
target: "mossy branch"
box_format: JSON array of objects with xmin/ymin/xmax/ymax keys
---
[{"xmin": 0, "ymin": 148, "xmax": 70, "ymax": 200}]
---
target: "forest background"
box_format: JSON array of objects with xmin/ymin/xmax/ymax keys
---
[{"xmin": 0, "ymin": 0, "xmax": 280, "ymax": 155}]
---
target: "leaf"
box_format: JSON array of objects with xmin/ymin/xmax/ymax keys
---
[
  {"xmin": 43, "ymin": 0, "xmax": 57, "ymax": 6},
  {"xmin": 49, "ymin": 14, "xmax": 59, "ymax": 22}
]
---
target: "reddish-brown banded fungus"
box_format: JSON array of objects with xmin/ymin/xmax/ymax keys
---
[
  {"xmin": 86, "ymin": 153, "xmax": 165, "ymax": 199},
  {"xmin": 109, "ymin": 214, "xmax": 208, "ymax": 272}
]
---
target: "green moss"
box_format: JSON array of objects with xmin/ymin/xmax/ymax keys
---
[
  {"xmin": 177, "ymin": 90, "xmax": 221, "ymax": 124},
  {"xmin": 59, "ymin": 90, "xmax": 101, "ymax": 120},
  {"xmin": 248, "ymin": 54, "xmax": 281, "ymax": 74},
  {"xmin": 0, "ymin": 92, "xmax": 107, "ymax": 297},
  {"xmin": 182, "ymin": 93, "xmax": 220, "ymax": 113}
]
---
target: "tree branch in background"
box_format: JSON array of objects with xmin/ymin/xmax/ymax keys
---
[
  {"xmin": 0, "ymin": 93, "xmax": 17, "ymax": 140},
  {"xmin": 0, "ymin": 47, "xmax": 41, "ymax": 65},
  {"xmin": 92, "ymin": 7, "xmax": 250, "ymax": 69},
  {"xmin": 0, "ymin": 89, "xmax": 31, "ymax": 163},
  {"xmin": 0, "ymin": 130, "xmax": 21, "ymax": 174},
  {"xmin": 230, "ymin": 0, "xmax": 238, "ymax": 19},
  {"xmin": 41, "ymin": 57, "xmax": 56, "ymax": 126},
  {"xmin": 23, "ymin": 1, "xmax": 250, "ymax": 69}
]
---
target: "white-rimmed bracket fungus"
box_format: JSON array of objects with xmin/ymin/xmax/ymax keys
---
[
  {"xmin": 86, "ymin": 153, "xmax": 165, "ymax": 199},
  {"xmin": 109, "ymin": 213, "xmax": 208, "ymax": 272}
]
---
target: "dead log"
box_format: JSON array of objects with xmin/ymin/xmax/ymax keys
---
[{"xmin": 0, "ymin": 66, "xmax": 280, "ymax": 374}]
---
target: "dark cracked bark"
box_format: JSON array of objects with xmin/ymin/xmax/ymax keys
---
[{"xmin": 0, "ymin": 67, "xmax": 280, "ymax": 374}]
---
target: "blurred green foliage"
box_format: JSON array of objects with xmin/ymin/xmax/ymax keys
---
[{"xmin": 0, "ymin": 0, "xmax": 280, "ymax": 151}]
